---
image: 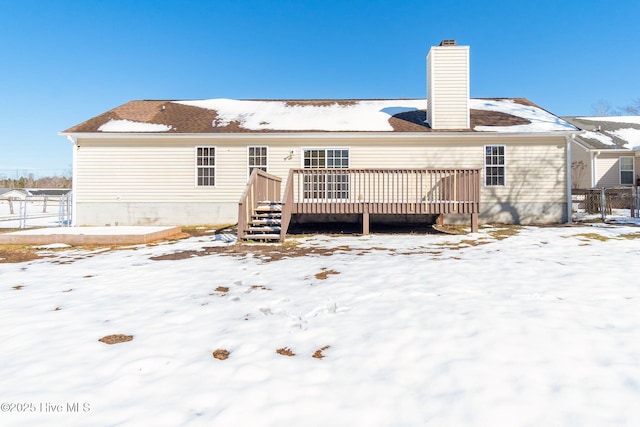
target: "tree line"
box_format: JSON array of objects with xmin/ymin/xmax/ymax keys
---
[
  {"xmin": 0, "ymin": 174, "xmax": 72, "ymax": 189},
  {"xmin": 591, "ymin": 98, "xmax": 640, "ymax": 116}
]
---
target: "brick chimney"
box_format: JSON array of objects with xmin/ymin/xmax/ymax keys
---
[{"xmin": 426, "ymin": 40, "xmax": 470, "ymax": 129}]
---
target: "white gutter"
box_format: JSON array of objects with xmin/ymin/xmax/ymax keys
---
[
  {"xmin": 65, "ymin": 135, "xmax": 78, "ymax": 227},
  {"xmin": 59, "ymin": 130, "xmax": 581, "ymax": 140}
]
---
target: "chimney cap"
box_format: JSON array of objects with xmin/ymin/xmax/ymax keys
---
[{"xmin": 439, "ymin": 39, "xmax": 457, "ymax": 46}]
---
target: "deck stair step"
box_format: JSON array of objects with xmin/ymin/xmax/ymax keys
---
[
  {"xmin": 253, "ymin": 212, "xmax": 282, "ymax": 218},
  {"xmin": 250, "ymin": 219, "xmax": 280, "ymax": 225},
  {"xmin": 241, "ymin": 200, "xmax": 284, "ymax": 243},
  {"xmin": 248, "ymin": 226, "xmax": 281, "ymax": 233},
  {"xmin": 255, "ymin": 206, "xmax": 282, "ymax": 212},
  {"xmin": 244, "ymin": 233, "xmax": 281, "ymax": 241}
]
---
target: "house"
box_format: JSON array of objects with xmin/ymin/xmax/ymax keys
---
[
  {"xmin": 60, "ymin": 40, "xmax": 579, "ymax": 240},
  {"xmin": 563, "ymin": 116, "xmax": 640, "ymax": 189},
  {"xmin": 1, "ymin": 189, "xmax": 29, "ymax": 200},
  {"xmin": 0, "ymin": 188, "xmax": 71, "ymax": 200}
]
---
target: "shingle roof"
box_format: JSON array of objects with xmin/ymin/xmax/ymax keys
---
[
  {"xmin": 62, "ymin": 98, "xmax": 574, "ymax": 134},
  {"xmin": 563, "ymin": 116, "xmax": 640, "ymax": 150}
]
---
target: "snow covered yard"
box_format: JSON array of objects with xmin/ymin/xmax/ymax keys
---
[{"xmin": 1, "ymin": 224, "xmax": 640, "ymax": 426}]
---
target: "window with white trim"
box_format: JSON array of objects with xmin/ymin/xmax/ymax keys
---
[
  {"xmin": 484, "ymin": 145, "xmax": 505, "ymax": 186},
  {"xmin": 620, "ymin": 156, "xmax": 634, "ymax": 185},
  {"xmin": 303, "ymin": 148, "xmax": 349, "ymax": 199},
  {"xmin": 248, "ymin": 146, "xmax": 268, "ymax": 177},
  {"xmin": 196, "ymin": 146, "xmax": 215, "ymax": 186}
]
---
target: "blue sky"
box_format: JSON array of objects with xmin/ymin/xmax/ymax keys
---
[{"xmin": 1, "ymin": 0, "xmax": 639, "ymax": 177}]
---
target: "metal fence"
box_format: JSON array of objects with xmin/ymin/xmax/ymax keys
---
[{"xmin": 1, "ymin": 192, "xmax": 72, "ymax": 228}]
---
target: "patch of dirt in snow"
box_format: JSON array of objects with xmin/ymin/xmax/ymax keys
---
[
  {"xmin": 314, "ymin": 268, "xmax": 340, "ymax": 280},
  {"xmin": 212, "ymin": 349, "xmax": 230, "ymax": 360},
  {"xmin": 149, "ymin": 244, "xmax": 366, "ymax": 262},
  {"xmin": 276, "ymin": 347, "xmax": 296, "ymax": 357},
  {"xmin": 312, "ymin": 346, "xmax": 331, "ymax": 359},
  {"xmin": 0, "ymin": 248, "xmax": 44, "ymax": 263},
  {"xmin": 247, "ymin": 285, "xmax": 271, "ymax": 292},
  {"xmin": 99, "ymin": 334, "xmax": 133, "ymax": 345},
  {"xmin": 0, "ymin": 228, "xmax": 204, "ymax": 265}
]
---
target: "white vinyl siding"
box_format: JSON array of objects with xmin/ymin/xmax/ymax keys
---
[
  {"xmin": 427, "ymin": 45, "xmax": 470, "ymax": 130},
  {"xmin": 594, "ymin": 153, "xmax": 632, "ymax": 188},
  {"xmin": 73, "ymin": 139, "xmax": 245, "ymax": 203},
  {"xmin": 72, "ymin": 134, "xmax": 567, "ymax": 225},
  {"xmin": 569, "ymin": 143, "xmax": 591, "ymax": 189}
]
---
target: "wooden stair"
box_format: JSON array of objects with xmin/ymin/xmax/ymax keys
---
[{"xmin": 242, "ymin": 201, "xmax": 282, "ymax": 242}]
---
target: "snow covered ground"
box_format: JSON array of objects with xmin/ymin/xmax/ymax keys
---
[{"xmin": 1, "ymin": 222, "xmax": 640, "ymax": 426}]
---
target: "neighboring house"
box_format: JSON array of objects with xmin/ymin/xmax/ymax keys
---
[
  {"xmin": 1, "ymin": 188, "xmax": 71, "ymax": 220},
  {"xmin": 60, "ymin": 40, "xmax": 579, "ymax": 238},
  {"xmin": 26, "ymin": 189, "xmax": 72, "ymax": 197},
  {"xmin": 0, "ymin": 188, "xmax": 71, "ymax": 200},
  {"xmin": 563, "ymin": 116, "xmax": 640, "ymax": 189},
  {"xmin": 1, "ymin": 189, "xmax": 29, "ymax": 200}
]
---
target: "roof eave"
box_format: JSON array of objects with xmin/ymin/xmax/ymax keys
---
[{"xmin": 60, "ymin": 130, "xmax": 580, "ymax": 140}]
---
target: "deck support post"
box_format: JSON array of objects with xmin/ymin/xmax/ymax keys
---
[
  {"xmin": 470, "ymin": 213, "xmax": 478, "ymax": 233},
  {"xmin": 436, "ymin": 214, "xmax": 444, "ymax": 227},
  {"xmin": 362, "ymin": 210, "xmax": 370, "ymax": 235}
]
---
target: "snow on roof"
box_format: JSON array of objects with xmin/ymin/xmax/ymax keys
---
[
  {"xmin": 169, "ymin": 98, "xmax": 575, "ymax": 133},
  {"xmin": 609, "ymin": 128, "xmax": 640, "ymax": 149},
  {"xmin": 580, "ymin": 130, "xmax": 617, "ymax": 147},
  {"xmin": 65, "ymin": 98, "xmax": 576, "ymax": 135},
  {"xmin": 174, "ymin": 99, "xmax": 427, "ymax": 132},
  {"xmin": 470, "ymin": 99, "xmax": 575, "ymax": 132},
  {"xmin": 576, "ymin": 116, "xmax": 640, "ymax": 125},
  {"xmin": 98, "ymin": 119, "xmax": 172, "ymax": 132}
]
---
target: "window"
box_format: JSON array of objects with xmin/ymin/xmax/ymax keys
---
[
  {"xmin": 303, "ymin": 148, "xmax": 349, "ymax": 199},
  {"xmin": 196, "ymin": 146, "xmax": 215, "ymax": 186},
  {"xmin": 484, "ymin": 145, "xmax": 505, "ymax": 186},
  {"xmin": 248, "ymin": 146, "xmax": 268, "ymax": 177},
  {"xmin": 620, "ymin": 156, "xmax": 634, "ymax": 185}
]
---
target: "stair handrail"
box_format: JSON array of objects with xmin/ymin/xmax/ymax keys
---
[
  {"xmin": 280, "ymin": 168, "xmax": 295, "ymax": 242},
  {"xmin": 238, "ymin": 169, "xmax": 282, "ymax": 240}
]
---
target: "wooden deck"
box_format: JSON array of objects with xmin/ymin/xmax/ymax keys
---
[{"xmin": 239, "ymin": 168, "xmax": 481, "ymax": 241}]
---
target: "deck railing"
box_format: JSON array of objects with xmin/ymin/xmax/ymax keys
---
[
  {"xmin": 237, "ymin": 169, "xmax": 282, "ymax": 240},
  {"xmin": 287, "ymin": 168, "xmax": 480, "ymax": 215},
  {"xmin": 239, "ymin": 168, "xmax": 481, "ymax": 241}
]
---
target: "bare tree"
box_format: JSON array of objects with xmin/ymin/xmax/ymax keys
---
[
  {"xmin": 591, "ymin": 99, "xmax": 616, "ymax": 116},
  {"xmin": 571, "ymin": 161, "xmax": 586, "ymax": 189},
  {"xmin": 621, "ymin": 98, "xmax": 640, "ymax": 115}
]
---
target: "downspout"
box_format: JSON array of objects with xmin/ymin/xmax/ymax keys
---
[
  {"xmin": 591, "ymin": 150, "xmax": 600, "ymax": 188},
  {"xmin": 66, "ymin": 135, "xmax": 78, "ymax": 226},
  {"xmin": 566, "ymin": 135, "xmax": 574, "ymax": 223}
]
